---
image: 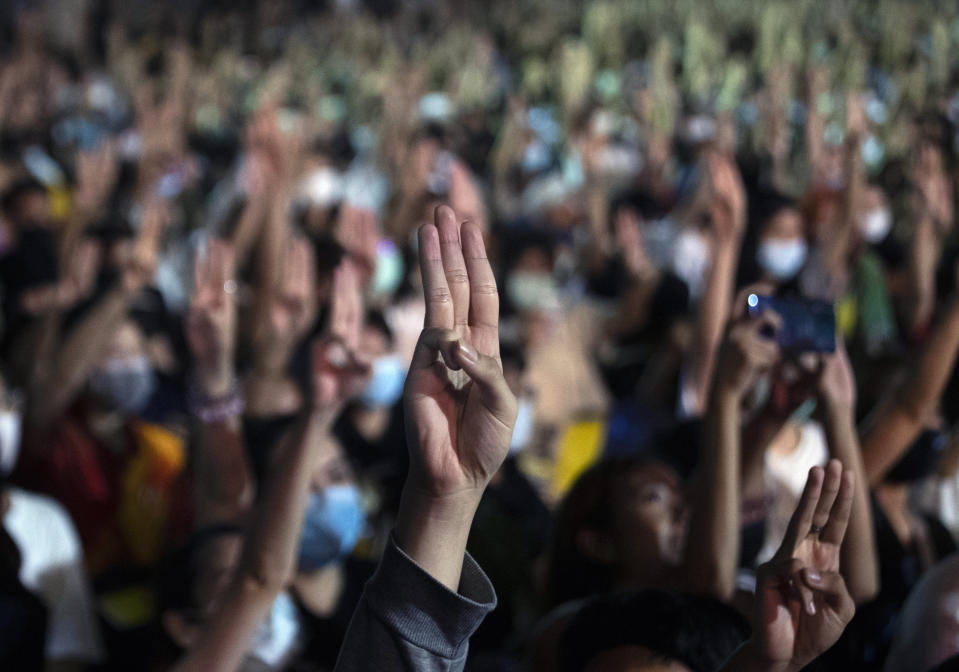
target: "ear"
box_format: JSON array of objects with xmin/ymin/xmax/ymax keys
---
[
  {"xmin": 576, "ymin": 528, "xmax": 615, "ymax": 565},
  {"xmin": 162, "ymin": 611, "xmax": 199, "ymax": 650}
]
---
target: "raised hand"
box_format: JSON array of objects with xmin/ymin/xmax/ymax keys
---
[
  {"xmin": 74, "ymin": 139, "xmax": 119, "ymax": 219},
  {"xmin": 265, "ymin": 237, "xmax": 318, "ymax": 347},
  {"xmin": 404, "ymin": 205, "xmax": 517, "ymax": 498},
  {"xmin": 335, "ymin": 204, "xmax": 380, "ymax": 279},
  {"xmin": 706, "ymin": 151, "xmax": 747, "ymax": 244},
  {"xmin": 311, "ymin": 259, "xmax": 370, "ymax": 416},
  {"xmin": 753, "ymin": 460, "xmax": 856, "ymax": 671},
  {"xmin": 815, "ymin": 340, "xmax": 856, "ymax": 412},
  {"xmin": 614, "ymin": 207, "xmax": 654, "ymax": 280},
  {"xmin": 713, "ymin": 292, "xmax": 782, "ymax": 398},
  {"xmin": 187, "ymin": 239, "xmax": 236, "ymax": 396},
  {"xmin": 121, "ymin": 198, "xmax": 169, "ymax": 293}
]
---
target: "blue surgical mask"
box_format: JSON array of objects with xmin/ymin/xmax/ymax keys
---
[
  {"xmin": 297, "ymin": 485, "xmax": 365, "ymax": 572},
  {"xmin": 360, "ymin": 355, "xmax": 406, "ymax": 408},
  {"xmin": 89, "ymin": 355, "xmax": 156, "ymax": 415}
]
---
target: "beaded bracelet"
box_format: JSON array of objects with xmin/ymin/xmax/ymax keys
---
[{"xmin": 188, "ymin": 379, "xmax": 245, "ymax": 423}]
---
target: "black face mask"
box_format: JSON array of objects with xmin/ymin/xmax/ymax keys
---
[{"xmin": 885, "ymin": 429, "xmax": 948, "ymax": 484}]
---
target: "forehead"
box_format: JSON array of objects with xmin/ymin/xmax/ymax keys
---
[
  {"xmin": 586, "ymin": 645, "xmax": 692, "ymax": 672},
  {"xmin": 618, "ymin": 462, "xmax": 682, "ymax": 491},
  {"xmin": 762, "ymin": 208, "xmax": 803, "ymax": 238}
]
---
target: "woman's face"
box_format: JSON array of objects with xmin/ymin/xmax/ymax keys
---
[{"xmin": 607, "ymin": 463, "xmax": 687, "ymax": 584}]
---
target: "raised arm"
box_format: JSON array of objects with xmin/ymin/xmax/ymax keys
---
[
  {"xmin": 174, "ymin": 259, "xmax": 368, "ymax": 672},
  {"xmin": 25, "ymin": 199, "xmax": 168, "ymax": 431},
  {"xmin": 335, "ymin": 205, "xmax": 516, "ymax": 671},
  {"xmin": 682, "ymin": 294, "xmax": 781, "ymax": 600},
  {"xmin": 684, "ymin": 152, "xmax": 747, "ymax": 416},
  {"xmin": 814, "ymin": 342, "xmax": 878, "ymax": 603},
  {"xmin": 860, "ymin": 287, "xmax": 959, "ymax": 487},
  {"xmin": 822, "ymin": 94, "xmax": 866, "ymax": 279},
  {"xmin": 805, "ymin": 68, "xmax": 827, "ymax": 184},
  {"xmin": 908, "ymin": 143, "xmax": 953, "ymax": 337},
  {"xmin": 185, "ymin": 240, "xmax": 253, "ymax": 527}
]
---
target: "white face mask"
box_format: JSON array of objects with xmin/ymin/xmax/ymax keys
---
[
  {"xmin": 510, "ymin": 397, "xmax": 535, "ymax": 455},
  {"xmin": 757, "ymin": 239, "xmax": 808, "ymax": 281},
  {"xmin": 298, "ymin": 167, "xmax": 344, "ymax": 208},
  {"xmin": 247, "ymin": 592, "xmax": 301, "ymax": 668},
  {"xmin": 860, "ymin": 207, "xmax": 892, "ymax": 244},
  {"xmin": 0, "ymin": 411, "xmax": 22, "ymax": 477},
  {"xmin": 672, "ymin": 228, "xmax": 711, "ymax": 298}
]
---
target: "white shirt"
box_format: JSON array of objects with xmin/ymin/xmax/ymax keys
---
[
  {"xmin": 4, "ymin": 487, "xmax": 105, "ymax": 663},
  {"xmin": 758, "ymin": 422, "xmax": 830, "ymax": 564}
]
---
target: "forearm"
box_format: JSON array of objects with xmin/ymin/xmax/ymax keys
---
[
  {"xmin": 251, "ymin": 190, "xmax": 292, "ymax": 346},
  {"xmin": 195, "ymin": 418, "xmax": 253, "ymax": 526},
  {"xmin": 394, "ymin": 485, "xmax": 482, "ymax": 593},
  {"xmin": 239, "ymin": 410, "xmax": 330, "ymax": 587},
  {"xmin": 175, "ymin": 410, "xmax": 331, "ymax": 672},
  {"xmin": 682, "ymin": 387, "xmax": 740, "ymax": 599},
  {"xmin": 862, "ymin": 300, "xmax": 959, "ymax": 484},
  {"xmin": 230, "ymin": 199, "xmax": 269, "ymax": 269},
  {"xmin": 900, "ymin": 299, "xmax": 959, "ymax": 421},
  {"xmin": 690, "ymin": 243, "xmax": 740, "ymax": 414},
  {"xmin": 820, "ymin": 400, "xmax": 878, "ymax": 602},
  {"xmin": 827, "ymin": 135, "xmax": 863, "ymax": 272},
  {"xmin": 27, "ymin": 286, "xmax": 130, "ymax": 428},
  {"xmin": 909, "ymin": 214, "xmax": 939, "ymax": 335}
]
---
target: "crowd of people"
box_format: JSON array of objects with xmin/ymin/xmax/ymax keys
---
[{"xmin": 2, "ymin": 0, "xmax": 959, "ymax": 670}]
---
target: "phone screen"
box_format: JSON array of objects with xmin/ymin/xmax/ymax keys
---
[{"xmin": 747, "ymin": 294, "xmax": 836, "ymax": 354}]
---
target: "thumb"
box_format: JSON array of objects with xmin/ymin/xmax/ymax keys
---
[
  {"xmin": 802, "ymin": 569, "xmax": 855, "ymax": 620},
  {"xmin": 410, "ymin": 328, "xmax": 463, "ymax": 372},
  {"xmin": 455, "ymin": 348, "xmax": 517, "ymax": 422}
]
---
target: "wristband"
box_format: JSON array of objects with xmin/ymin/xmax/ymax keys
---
[{"xmin": 188, "ymin": 378, "xmax": 245, "ymax": 423}]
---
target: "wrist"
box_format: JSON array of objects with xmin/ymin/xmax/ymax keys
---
[
  {"xmin": 819, "ymin": 394, "xmax": 853, "ymax": 417},
  {"xmin": 711, "ymin": 379, "xmax": 745, "ymax": 406},
  {"xmin": 394, "ymin": 482, "xmax": 482, "ymax": 591},
  {"xmin": 197, "ymin": 362, "xmax": 234, "ymax": 398}
]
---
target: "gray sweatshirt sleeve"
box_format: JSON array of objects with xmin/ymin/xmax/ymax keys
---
[{"xmin": 333, "ymin": 536, "xmax": 497, "ymax": 671}]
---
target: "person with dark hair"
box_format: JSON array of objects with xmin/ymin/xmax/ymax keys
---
[{"xmin": 560, "ymin": 590, "xmax": 750, "ymax": 672}]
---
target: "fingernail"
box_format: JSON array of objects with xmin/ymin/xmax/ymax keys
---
[
  {"xmin": 458, "ymin": 342, "xmax": 478, "ymax": 363},
  {"xmin": 807, "ymin": 571, "xmax": 822, "ymax": 583},
  {"xmin": 808, "ymin": 600, "xmax": 816, "ymax": 615}
]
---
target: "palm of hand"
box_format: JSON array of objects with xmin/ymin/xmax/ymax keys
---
[
  {"xmin": 187, "ymin": 240, "xmax": 235, "ymax": 367},
  {"xmin": 406, "ymin": 335, "xmax": 512, "ymax": 495},
  {"xmin": 764, "ymin": 536, "xmax": 842, "ymax": 663},
  {"xmin": 311, "ymin": 261, "xmax": 370, "ymax": 413},
  {"xmin": 266, "ymin": 238, "xmax": 316, "ymax": 344}
]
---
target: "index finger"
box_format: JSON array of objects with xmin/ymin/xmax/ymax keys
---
[{"xmin": 777, "ymin": 465, "xmax": 825, "ymax": 559}]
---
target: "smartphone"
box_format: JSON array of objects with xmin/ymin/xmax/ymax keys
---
[{"xmin": 747, "ymin": 294, "xmax": 836, "ymax": 354}]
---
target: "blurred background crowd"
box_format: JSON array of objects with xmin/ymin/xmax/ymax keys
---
[{"xmin": 2, "ymin": 0, "xmax": 959, "ymax": 670}]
